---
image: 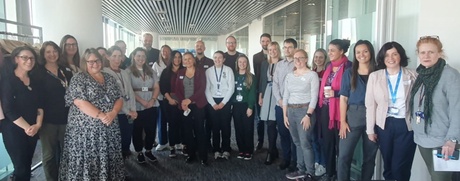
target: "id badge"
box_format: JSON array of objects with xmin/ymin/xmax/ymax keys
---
[
  {"xmin": 388, "ymin": 106, "xmax": 399, "ymax": 115},
  {"xmin": 142, "ymin": 87, "xmax": 148, "ymax": 92},
  {"xmin": 204, "ymin": 65, "xmax": 209, "ymax": 68},
  {"xmin": 237, "ymin": 87, "xmax": 243, "ymax": 91},
  {"xmin": 216, "ymin": 90, "xmax": 222, "ymax": 96},
  {"xmin": 236, "ymin": 95, "xmax": 243, "ymax": 102},
  {"xmin": 415, "ymin": 111, "xmax": 424, "ymax": 124}
]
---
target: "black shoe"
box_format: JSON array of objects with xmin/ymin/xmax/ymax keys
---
[
  {"xmin": 185, "ymin": 156, "xmax": 196, "ymax": 164},
  {"xmin": 122, "ymin": 151, "xmax": 131, "ymax": 159},
  {"xmin": 264, "ymin": 153, "xmax": 273, "ymax": 165},
  {"xmin": 169, "ymin": 149, "xmax": 177, "ymax": 158},
  {"xmin": 144, "ymin": 151, "xmax": 158, "ymax": 162},
  {"xmin": 256, "ymin": 142, "xmax": 263, "ymax": 151},
  {"xmin": 288, "ymin": 164, "xmax": 297, "ymax": 172},
  {"xmin": 201, "ymin": 160, "xmax": 208, "ymax": 166},
  {"xmin": 137, "ymin": 152, "xmax": 146, "ymax": 164},
  {"xmin": 279, "ymin": 161, "xmax": 290, "ymax": 170},
  {"xmin": 301, "ymin": 174, "xmax": 314, "ymax": 181}
]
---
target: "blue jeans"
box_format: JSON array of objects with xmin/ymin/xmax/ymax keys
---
[
  {"xmin": 275, "ymin": 105, "xmax": 296, "ymax": 165},
  {"xmin": 287, "ymin": 106, "xmax": 315, "ymax": 175},
  {"xmin": 337, "ymin": 105, "xmax": 378, "ymax": 181}
]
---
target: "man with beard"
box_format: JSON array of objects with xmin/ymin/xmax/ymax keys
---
[
  {"xmin": 252, "ymin": 33, "xmax": 271, "ymax": 152},
  {"xmin": 224, "ymin": 36, "xmax": 243, "ymax": 72},
  {"xmin": 143, "ymin": 33, "xmax": 160, "ymax": 67},
  {"xmin": 195, "ymin": 40, "xmax": 214, "ymax": 70}
]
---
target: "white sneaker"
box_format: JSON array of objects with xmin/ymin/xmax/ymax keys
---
[
  {"xmin": 315, "ymin": 162, "xmax": 319, "ymax": 169},
  {"xmin": 155, "ymin": 144, "xmax": 170, "ymax": 151},
  {"xmin": 175, "ymin": 144, "xmax": 184, "ymax": 150},
  {"xmin": 315, "ymin": 164, "xmax": 326, "ymax": 176},
  {"xmin": 214, "ymin": 152, "xmax": 222, "ymax": 159},
  {"xmin": 222, "ymin": 151, "xmax": 230, "ymax": 160}
]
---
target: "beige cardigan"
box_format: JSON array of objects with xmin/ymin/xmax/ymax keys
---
[{"xmin": 365, "ymin": 67, "xmax": 417, "ymax": 134}]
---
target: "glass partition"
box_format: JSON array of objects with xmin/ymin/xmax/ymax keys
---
[{"xmin": 263, "ymin": 0, "xmax": 326, "ymax": 65}]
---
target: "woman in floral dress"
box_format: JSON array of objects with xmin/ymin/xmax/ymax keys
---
[{"xmin": 59, "ymin": 48, "xmax": 124, "ymax": 181}]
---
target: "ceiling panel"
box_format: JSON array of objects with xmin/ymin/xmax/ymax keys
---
[{"xmin": 101, "ymin": 0, "xmax": 289, "ymax": 35}]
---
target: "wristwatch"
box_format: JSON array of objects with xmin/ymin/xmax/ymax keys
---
[{"xmin": 305, "ymin": 113, "xmax": 312, "ymax": 118}]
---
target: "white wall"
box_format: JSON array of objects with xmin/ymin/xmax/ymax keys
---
[
  {"xmin": 31, "ymin": 0, "xmax": 103, "ymax": 50},
  {"xmin": 418, "ymin": 0, "xmax": 460, "ymax": 70}
]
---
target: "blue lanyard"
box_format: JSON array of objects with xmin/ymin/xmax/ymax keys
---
[
  {"xmin": 214, "ymin": 66, "xmax": 223, "ymax": 90},
  {"xmin": 385, "ymin": 68, "xmax": 402, "ymax": 104}
]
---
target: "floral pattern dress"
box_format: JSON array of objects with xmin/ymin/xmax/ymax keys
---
[{"xmin": 59, "ymin": 72, "xmax": 124, "ymax": 181}]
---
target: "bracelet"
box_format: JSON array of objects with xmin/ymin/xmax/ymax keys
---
[{"xmin": 96, "ymin": 111, "xmax": 102, "ymax": 118}]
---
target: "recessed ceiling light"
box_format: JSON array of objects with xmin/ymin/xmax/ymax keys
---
[{"xmin": 307, "ymin": 2, "xmax": 315, "ymax": 6}]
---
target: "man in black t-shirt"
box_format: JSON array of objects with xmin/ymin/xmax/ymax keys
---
[
  {"xmin": 143, "ymin": 33, "xmax": 160, "ymax": 67},
  {"xmin": 224, "ymin": 36, "xmax": 243, "ymax": 72},
  {"xmin": 195, "ymin": 40, "xmax": 214, "ymax": 70}
]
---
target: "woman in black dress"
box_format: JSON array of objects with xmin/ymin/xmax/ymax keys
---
[{"xmin": 1, "ymin": 46, "xmax": 43, "ymax": 181}]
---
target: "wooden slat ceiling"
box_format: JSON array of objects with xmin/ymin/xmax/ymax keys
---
[{"xmin": 101, "ymin": 0, "xmax": 289, "ymax": 35}]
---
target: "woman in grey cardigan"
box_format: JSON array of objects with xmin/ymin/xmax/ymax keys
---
[
  {"xmin": 259, "ymin": 41, "xmax": 282, "ymax": 165},
  {"xmin": 409, "ymin": 36, "xmax": 460, "ymax": 181},
  {"xmin": 103, "ymin": 46, "xmax": 137, "ymax": 158}
]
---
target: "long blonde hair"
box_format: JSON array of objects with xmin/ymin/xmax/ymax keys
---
[
  {"xmin": 268, "ymin": 41, "xmax": 282, "ymax": 64},
  {"xmin": 236, "ymin": 54, "xmax": 253, "ymax": 89}
]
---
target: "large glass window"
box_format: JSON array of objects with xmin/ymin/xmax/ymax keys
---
[
  {"xmin": 263, "ymin": 0, "xmax": 326, "ymax": 65},
  {"xmin": 325, "ymin": 0, "xmax": 376, "ymax": 60},
  {"xmin": 233, "ymin": 26, "xmax": 249, "ymax": 55},
  {"xmin": 159, "ymin": 36, "xmax": 218, "ymax": 58},
  {"xmin": 102, "ymin": 16, "xmax": 138, "ymax": 56}
]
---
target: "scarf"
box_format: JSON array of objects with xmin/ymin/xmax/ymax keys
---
[
  {"xmin": 319, "ymin": 56, "xmax": 349, "ymax": 129},
  {"xmin": 409, "ymin": 58, "xmax": 446, "ymax": 133}
]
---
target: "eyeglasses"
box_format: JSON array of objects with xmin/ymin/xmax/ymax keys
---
[
  {"xmin": 293, "ymin": 57, "xmax": 307, "ymax": 61},
  {"xmin": 65, "ymin": 43, "xmax": 78, "ymax": 48},
  {"xmin": 86, "ymin": 59, "xmax": 102, "ymax": 65},
  {"xmin": 420, "ymin": 35, "xmax": 439, "ymax": 40},
  {"xmin": 17, "ymin": 55, "xmax": 35, "ymax": 61}
]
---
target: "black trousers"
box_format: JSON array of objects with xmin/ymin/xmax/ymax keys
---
[
  {"xmin": 133, "ymin": 107, "xmax": 157, "ymax": 152},
  {"xmin": 208, "ymin": 98, "xmax": 232, "ymax": 152},
  {"xmin": 164, "ymin": 102, "xmax": 183, "ymax": 147},
  {"xmin": 232, "ymin": 102, "xmax": 254, "ymax": 154},
  {"xmin": 2, "ymin": 123, "xmax": 38, "ymax": 181},
  {"xmin": 320, "ymin": 105, "xmax": 339, "ymax": 177},
  {"xmin": 183, "ymin": 104, "xmax": 207, "ymax": 161},
  {"xmin": 118, "ymin": 114, "xmax": 133, "ymax": 153},
  {"xmin": 266, "ymin": 120, "xmax": 278, "ymax": 155},
  {"xmin": 255, "ymin": 95, "xmax": 264, "ymax": 144}
]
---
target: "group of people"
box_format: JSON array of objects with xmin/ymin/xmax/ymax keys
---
[{"xmin": 0, "ymin": 31, "xmax": 458, "ymax": 181}]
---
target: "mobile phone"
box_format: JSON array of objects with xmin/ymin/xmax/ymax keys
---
[{"xmin": 436, "ymin": 148, "xmax": 459, "ymax": 160}]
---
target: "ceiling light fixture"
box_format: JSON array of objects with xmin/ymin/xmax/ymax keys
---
[{"xmin": 307, "ymin": 2, "xmax": 315, "ymax": 6}]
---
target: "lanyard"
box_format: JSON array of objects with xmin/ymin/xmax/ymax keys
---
[
  {"xmin": 237, "ymin": 75, "xmax": 245, "ymax": 88},
  {"xmin": 115, "ymin": 72, "xmax": 125, "ymax": 91},
  {"xmin": 47, "ymin": 68, "xmax": 68, "ymax": 88},
  {"xmin": 214, "ymin": 66, "xmax": 223, "ymax": 90},
  {"xmin": 385, "ymin": 68, "xmax": 402, "ymax": 104}
]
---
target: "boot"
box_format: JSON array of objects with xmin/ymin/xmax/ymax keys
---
[{"xmin": 264, "ymin": 153, "xmax": 273, "ymax": 165}]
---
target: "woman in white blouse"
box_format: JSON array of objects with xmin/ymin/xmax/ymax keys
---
[{"xmin": 205, "ymin": 50, "xmax": 235, "ymax": 160}]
